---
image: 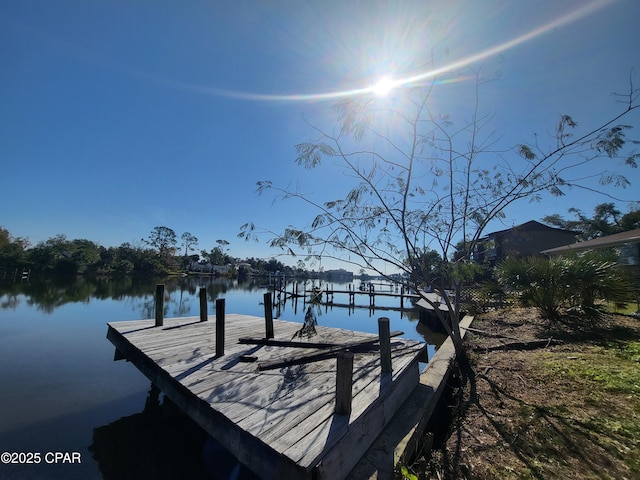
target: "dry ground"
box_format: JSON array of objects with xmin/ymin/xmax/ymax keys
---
[{"xmin": 403, "ymin": 308, "xmax": 640, "ymax": 480}]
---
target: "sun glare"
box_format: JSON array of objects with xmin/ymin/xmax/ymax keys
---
[
  {"xmin": 372, "ymin": 76, "xmax": 395, "ymax": 96},
  {"xmin": 177, "ymin": 0, "xmax": 611, "ymax": 103}
]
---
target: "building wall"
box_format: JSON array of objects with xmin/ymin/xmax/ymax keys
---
[
  {"xmin": 475, "ymin": 221, "xmax": 578, "ymax": 264},
  {"xmin": 498, "ymin": 229, "xmax": 578, "ymax": 259}
]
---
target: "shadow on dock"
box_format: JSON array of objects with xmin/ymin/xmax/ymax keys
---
[{"xmin": 90, "ymin": 386, "xmax": 259, "ymax": 480}]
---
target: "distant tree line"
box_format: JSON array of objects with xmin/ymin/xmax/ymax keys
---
[
  {"xmin": 2, "ymin": 205, "xmax": 637, "ymax": 278},
  {"xmin": 0, "ymin": 225, "xmax": 298, "ymax": 277}
]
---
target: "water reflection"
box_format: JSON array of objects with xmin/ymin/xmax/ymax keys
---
[
  {"xmin": 0, "ymin": 275, "xmax": 450, "ymax": 349},
  {"xmin": 0, "ymin": 276, "xmax": 258, "ymax": 316},
  {"xmin": 0, "ymin": 275, "xmax": 447, "ymax": 348},
  {"xmin": 416, "ymin": 320, "xmax": 448, "ymax": 347},
  {"xmin": 90, "ymin": 385, "xmax": 259, "ymax": 480}
]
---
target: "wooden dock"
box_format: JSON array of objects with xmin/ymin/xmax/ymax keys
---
[{"xmin": 107, "ymin": 313, "xmax": 425, "ymax": 479}]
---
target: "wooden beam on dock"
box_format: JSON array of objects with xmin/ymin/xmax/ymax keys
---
[
  {"xmin": 378, "ymin": 317, "xmax": 393, "ymax": 374},
  {"xmin": 335, "ymin": 351, "xmax": 354, "ymax": 415},
  {"xmin": 264, "ymin": 292, "xmax": 274, "ymax": 339},
  {"xmin": 254, "ymin": 331, "xmax": 406, "ymax": 371},
  {"xmin": 199, "ymin": 288, "xmax": 207, "ymax": 322},
  {"xmin": 155, "ymin": 284, "xmax": 164, "ymax": 327},
  {"xmin": 215, "ymin": 298, "xmax": 225, "ymax": 357},
  {"xmin": 238, "ymin": 330, "xmax": 403, "ymax": 349}
]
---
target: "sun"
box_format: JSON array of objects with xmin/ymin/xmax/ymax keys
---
[{"xmin": 371, "ymin": 76, "xmax": 395, "ymax": 96}]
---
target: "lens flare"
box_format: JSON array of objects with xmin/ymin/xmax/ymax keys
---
[
  {"xmin": 204, "ymin": 0, "xmax": 612, "ymax": 102},
  {"xmin": 132, "ymin": 0, "xmax": 615, "ymax": 104}
]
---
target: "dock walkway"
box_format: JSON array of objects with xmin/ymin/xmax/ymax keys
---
[{"xmin": 107, "ymin": 314, "xmax": 425, "ymax": 480}]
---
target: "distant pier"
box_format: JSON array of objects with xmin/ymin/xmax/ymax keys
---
[
  {"xmin": 310, "ymin": 284, "xmax": 420, "ymax": 310},
  {"xmin": 269, "ymin": 279, "xmax": 421, "ymax": 311}
]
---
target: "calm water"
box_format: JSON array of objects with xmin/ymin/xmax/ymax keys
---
[{"xmin": 0, "ymin": 275, "xmax": 441, "ymax": 480}]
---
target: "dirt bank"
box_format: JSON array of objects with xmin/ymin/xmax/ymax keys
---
[{"xmin": 405, "ymin": 308, "xmax": 640, "ymax": 479}]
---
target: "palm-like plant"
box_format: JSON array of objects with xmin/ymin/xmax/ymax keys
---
[
  {"xmin": 496, "ymin": 253, "xmax": 634, "ymax": 320},
  {"xmin": 561, "ymin": 252, "xmax": 634, "ymax": 317},
  {"xmin": 498, "ymin": 256, "xmax": 568, "ymax": 319}
]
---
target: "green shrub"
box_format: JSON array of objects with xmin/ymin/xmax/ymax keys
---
[
  {"xmin": 562, "ymin": 252, "xmax": 633, "ymax": 315},
  {"xmin": 498, "ymin": 256, "xmax": 568, "ymax": 319},
  {"xmin": 496, "ymin": 253, "xmax": 634, "ymax": 320}
]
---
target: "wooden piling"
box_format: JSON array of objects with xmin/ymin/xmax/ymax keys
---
[
  {"xmin": 215, "ymin": 298, "xmax": 225, "ymax": 357},
  {"xmin": 335, "ymin": 350, "xmax": 354, "ymax": 415},
  {"xmin": 264, "ymin": 292, "xmax": 274, "ymax": 339},
  {"xmin": 155, "ymin": 284, "xmax": 164, "ymax": 327},
  {"xmin": 199, "ymin": 288, "xmax": 207, "ymax": 322},
  {"xmin": 378, "ymin": 317, "xmax": 392, "ymax": 374}
]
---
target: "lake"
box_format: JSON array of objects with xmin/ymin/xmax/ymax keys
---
[{"xmin": 0, "ymin": 275, "xmax": 443, "ymax": 480}]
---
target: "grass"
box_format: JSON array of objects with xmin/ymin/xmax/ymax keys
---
[
  {"xmin": 539, "ymin": 343, "xmax": 640, "ymax": 393},
  {"xmin": 608, "ymin": 300, "xmax": 640, "ymax": 316},
  {"xmin": 534, "ymin": 344, "xmax": 640, "ymax": 475}
]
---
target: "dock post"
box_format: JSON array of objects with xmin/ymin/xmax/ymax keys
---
[
  {"xmin": 155, "ymin": 284, "xmax": 164, "ymax": 327},
  {"xmin": 378, "ymin": 317, "xmax": 392, "ymax": 374},
  {"xmin": 335, "ymin": 350, "xmax": 354, "ymax": 415},
  {"xmin": 264, "ymin": 292, "xmax": 274, "ymax": 339},
  {"xmin": 199, "ymin": 288, "xmax": 207, "ymax": 322},
  {"xmin": 215, "ymin": 298, "xmax": 225, "ymax": 357}
]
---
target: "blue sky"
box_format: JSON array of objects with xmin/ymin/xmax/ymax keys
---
[{"xmin": 1, "ymin": 0, "xmax": 639, "ymax": 271}]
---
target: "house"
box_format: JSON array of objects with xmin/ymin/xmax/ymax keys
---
[
  {"xmin": 474, "ymin": 220, "xmax": 578, "ymax": 265},
  {"xmin": 541, "ymin": 228, "xmax": 640, "ymax": 283},
  {"xmin": 323, "ymin": 268, "xmax": 354, "ymax": 281},
  {"xmin": 309, "ymin": 268, "xmax": 354, "ymax": 281},
  {"xmin": 188, "ymin": 261, "xmax": 234, "ymax": 275}
]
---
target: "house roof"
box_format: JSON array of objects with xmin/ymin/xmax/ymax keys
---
[
  {"xmin": 485, "ymin": 220, "xmax": 578, "ymax": 238},
  {"xmin": 541, "ymin": 228, "xmax": 640, "ymax": 255}
]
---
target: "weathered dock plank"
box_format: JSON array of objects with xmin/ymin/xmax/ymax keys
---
[{"xmin": 107, "ymin": 314, "xmax": 425, "ymax": 480}]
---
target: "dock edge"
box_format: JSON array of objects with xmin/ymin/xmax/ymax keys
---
[{"xmin": 347, "ymin": 315, "xmax": 474, "ymax": 480}]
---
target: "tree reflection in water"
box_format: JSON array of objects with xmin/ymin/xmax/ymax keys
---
[{"xmin": 90, "ymin": 384, "xmax": 259, "ymax": 480}]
